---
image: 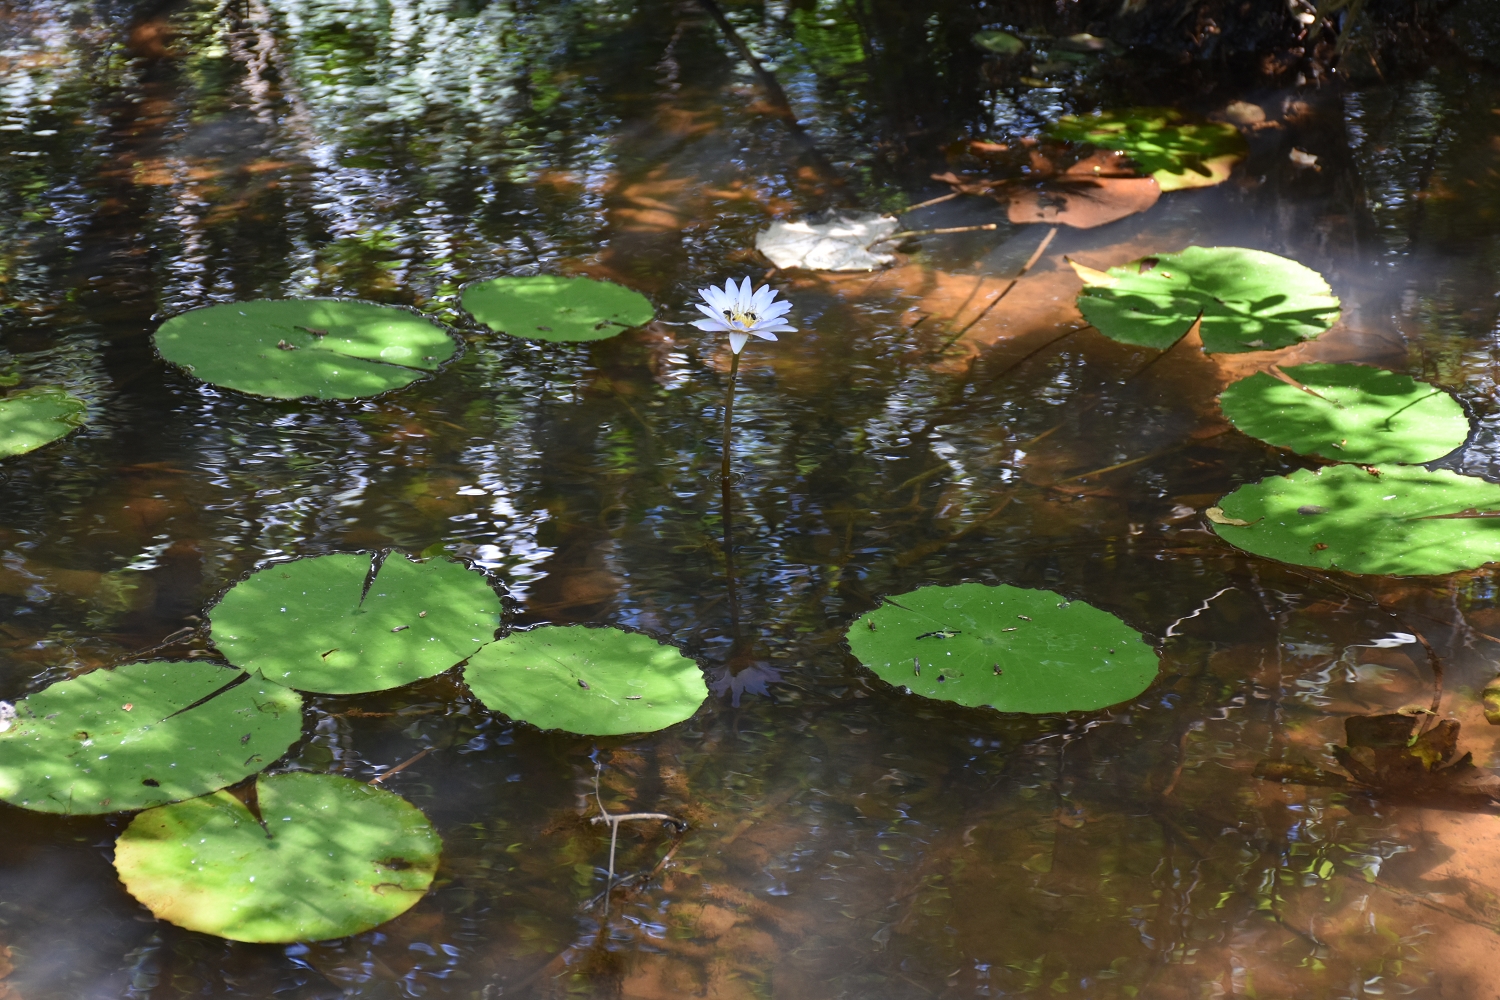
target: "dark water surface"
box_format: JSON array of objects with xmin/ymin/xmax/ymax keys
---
[{"xmin": 6, "ymin": 1, "xmax": 1500, "ymax": 997}]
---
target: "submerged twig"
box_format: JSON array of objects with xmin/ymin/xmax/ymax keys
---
[
  {"xmin": 938, "ymin": 226, "xmax": 1059, "ymax": 352},
  {"xmin": 1023, "ymin": 312, "xmax": 1199, "ymax": 449},
  {"xmin": 590, "ymin": 767, "xmax": 687, "ymax": 915}
]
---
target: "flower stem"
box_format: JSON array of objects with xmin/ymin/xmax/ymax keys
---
[
  {"xmin": 720, "ymin": 351, "xmax": 741, "ymax": 637},
  {"xmin": 720, "ymin": 351, "xmax": 740, "ymax": 485}
]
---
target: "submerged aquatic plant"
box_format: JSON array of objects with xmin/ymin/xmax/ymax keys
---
[{"xmin": 692, "ymin": 277, "xmax": 794, "ymax": 484}]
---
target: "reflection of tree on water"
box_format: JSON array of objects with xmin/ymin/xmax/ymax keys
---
[{"xmin": 258, "ymin": 0, "xmax": 519, "ymax": 162}]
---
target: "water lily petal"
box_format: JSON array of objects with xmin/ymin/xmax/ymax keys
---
[
  {"xmin": 699, "ymin": 286, "xmax": 729, "ymax": 313},
  {"xmin": 729, "ymin": 331, "xmax": 749, "ymax": 354},
  {"xmin": 750, "ymin": 283, "xmax": 775, "ymax": 313},
  {"xmin": 751, "ymin": 330, "xmax": 779, "ymax": 342},
  {"xmin": 692, "ymin": 318, "xmax": 726, "ymax": 331}
]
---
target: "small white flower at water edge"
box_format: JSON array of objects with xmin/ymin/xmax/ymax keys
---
[{"xmin": 692, "ymin": 277, "xmax": 795, "ymax": 354}]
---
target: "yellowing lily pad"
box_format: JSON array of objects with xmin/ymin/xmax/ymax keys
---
[{"xmin": 114, "ymin": 772, "xmax": 440, "ymax": 943}]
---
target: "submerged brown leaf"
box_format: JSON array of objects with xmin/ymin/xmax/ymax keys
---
[{"xmin": 1258, "ymin": 713, "xmax": 1500, "ymax": 803}]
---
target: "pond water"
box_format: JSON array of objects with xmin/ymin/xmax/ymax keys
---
[{"xmin": 5, "ymin": 1, "xmax": 1500, "ymax": 997}]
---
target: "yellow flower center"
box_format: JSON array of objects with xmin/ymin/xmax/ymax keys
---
[{"xmin": 722, "ymin": 307, "xmax": 758, "ymax": 330}]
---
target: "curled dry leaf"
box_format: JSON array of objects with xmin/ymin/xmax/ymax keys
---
[{"xmin": 1204, "ymin": 506, "xmax": 1256, "ymax": 527}]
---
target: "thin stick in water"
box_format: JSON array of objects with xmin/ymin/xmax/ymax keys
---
[
  {"xmin": 938, "ymin": 226, "xmax": 1058, "ymax": 351},
  {"xmin": 368, "ymin": 746, "xmax": 432, "ymax": 785},
  {"xmin": 901, "ymin": 191, "xmax": 961, "ymax": 214}
]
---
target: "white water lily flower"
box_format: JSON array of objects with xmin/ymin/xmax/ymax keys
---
[
  {"xmin": 692, "ymin": 277, "xmax": 795, "ymax": 354},
  {"xmin": 0, "ymin": 701, "xmax": 13, "ymax": 734}
]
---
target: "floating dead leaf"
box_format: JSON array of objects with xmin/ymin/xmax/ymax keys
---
[
  {"xmin": 930, "ymin": 170, "xmax": 1006, "ymax": 198},
  {"xmin": 940, "ymin": 153, "xmax": 1159, "ymax": 230},
  {"xmin": 754, "ymin": 213, "xmax": 898, "ymax": 271},
  {"xmin": 1065, "ymin": 257, "xmax": 1118, "ymax": 287},
  {"xmin": 1008, "ymin": 175, "xmax": 1160, "ymax": 228},
  {"xmin": 1289, "ymin": 148, "xmax": 1320, "ymax": 170},
  {"xmin": 1203, "ymin": 506, "xmax": 1256, "ymax": 527},
  {"xmin": 1054, "ymin": 32, "xmax": 1118, "ymax": 53},
  {"xmin": 1220, "ymin": 100, "xmax": 1266, "ymax": 125}
]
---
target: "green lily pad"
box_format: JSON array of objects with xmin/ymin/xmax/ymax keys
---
[
  {"xmin": 0, "ymin": 661, "xmax": 302, "ymax": 815},
  {"xmin": 1074, "ymin": 246, "xmax": 1341, "ymax": 354},
  {"xmin": 114, "ymin": 772, "xmax": 439, "ymax": 943},
  {"xmin": 460, "ymin": 275, "xmax": 654, "ymax": 342},
  {"xmin": 1211, "ymin": 464, "xmax": 1500, "ymax": 576},
  {"xmin": 845, "ymin": 584, "xmax": 1159, "ymax": 714},
  {"xmin": 0, "ymin": 386, "xmax": 87, "ymax": 458},
  {"xmin": 209, "ymin": 553, "xmax": 502, "ymax": 695},
  {"xmin": 154, "ymin": 300, "xmax": 458, "ymax": 400},
  {"xmin": 1219, "ymin": 363, "xmax": 1469, "ymax": 464},
  {"xmin": 973, "ymin": 30, "xmax": 1025, "ymax": 54},
  {"xmin": 1047, "ymin": 108, "xmax": 1247, "ymax": 191},
  {"xmin": 463, "ymin": 625, "xmax": 707, "ymax": 735}
]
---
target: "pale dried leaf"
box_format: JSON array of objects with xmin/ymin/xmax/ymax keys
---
[
  {"xmin": 1204, "ymin": 506, "xmax": 1256, "ymax": 527},
  {"xmin": 1066, "ymin": 257, "xmax": 1118, "ymax": 287},
  {"xmin": 755, "ymin": 213, "xmax": 899, "ymax": 271}
]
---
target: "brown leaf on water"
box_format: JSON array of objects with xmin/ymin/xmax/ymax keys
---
[
  {"xmin": 1007, "ymin": 152, "xmax": 1162, "ymax": 229},
  {"xmin": 930, "ymin": 170, "xmax": 1006, "ymax": 198},
  {"xmin": 1261, "ymin": 713, "xmax": 1500, "ymax": 803},
  {"xmin": 1007, "ymin": 175, "xmax": 1161, "ymax": 228},
  {"xmin": 937, "ymin": 152, "xmax": 1159, "ymax": 229}
]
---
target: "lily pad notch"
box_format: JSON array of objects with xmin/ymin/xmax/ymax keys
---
[
  {"xmin": 845, "ymin": 583, "xmax": 1159, "ymax": 714},
  {"xmin": 153, "ymin": 299, "xmax": 460, "ymax": 400},
  {"xmin": 209, "ymin": 551, "xmax": 504, "ymax": 695},
  {"xmin": 460, "ymin": 275, "xmax": 655, "ymax": 342},
  {"xmin": 0, "ymin": 660, "xmax": 302, "ymax": 815},
  {"xmin": 463, "ymin": 624, "xmax": 708, "ymax": 736},
  {"xmin": 115, "ymin": 771, "xmax": 440, "ymax": 943}
]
